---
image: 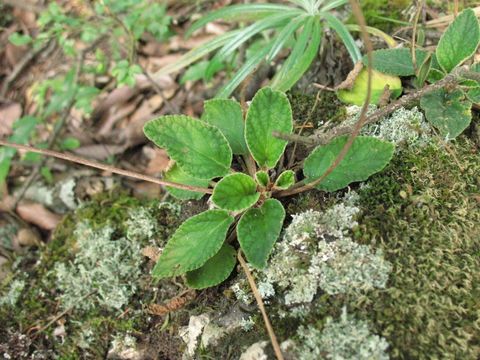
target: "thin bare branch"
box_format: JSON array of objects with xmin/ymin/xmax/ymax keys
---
[
  {"xmin": 237, "ymin": 250, "xmax": 284, "ymax": 360},
  {"xmin": 0, "ymin": 140, "xmax": 213, "ymax": 194}
]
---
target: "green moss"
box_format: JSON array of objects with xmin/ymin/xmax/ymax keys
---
[
  {"xmin": 288, "ymin": 92, "xmax": 346, "ymax": 129},
  {"xmin": 0, "ymin": 191, "xmax": 184, "ymax": 358},
  {"xmin": 311, "ymin": 137, "xmax": 480, "ymax": 359}
]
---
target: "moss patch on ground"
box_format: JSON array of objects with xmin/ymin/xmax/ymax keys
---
[
  {"xmin": 306, "ymin": 137, "xmax": 480, "ymax": 359},
  {"xmin": 0, "ymin": 190, "xmax": 186, "ymax": 358}
]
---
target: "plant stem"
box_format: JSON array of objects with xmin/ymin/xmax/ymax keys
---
[
  {"xmin": 0, "ymin": 140, "xmax": 213, "ymax": 194},
  {"xmin": 273, "ymin": 66, "xmax": 474, "ymax": 148},
  {"xmin": 237, "ymin": 250, "xmax": 284, "ymax": 360}
]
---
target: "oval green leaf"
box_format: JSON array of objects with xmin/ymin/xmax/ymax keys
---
[
  {"xmin": 212, "ymin": 173, "xmax": 260, "ymax": 211},
  {"xmin": 363, "ymin": 48, "xmax": 428, "ymax": 76},
  {"xmin": 303, "ymin": 135, "xmax": 395, "ymax": 192},
  {"xmin": 274, "ymin": 170, "xmax": 295, "ymax": 190},
  {"xmin": 202, "ymin": 99, "xmax": 248, "ymax": 154},
  {"xmin": 144, "ymin": 115, "xmax": 232, "ymax": 179},
  {"xmin": 237, "ymin": 199, "xmax": 285, "ymax": 269},
  {"xmin": 245, "ymin": 88, "xmax": 293, "ymax": 168},
  {"xmin": 337, "ymin": 68, "xmax": 402, "ymax": 105},
  {"xmin": 164, "ymin": 164, "xmax": 210, "ymax": 200},
  {"xmin": 255, "ymin": 170, "xmax": 269, "ymax": 188},
  {"xmin": 436, "ymin": 9, "xmax": 480, "ymax": 73},
  {"xmin": 186, "ymin": 244, "xmax": 237, "ymax": 289},
  {"xmin": 420, "ymin": 88, "xmax": 472, "ymax": 139},
  {"xmin": 152, "ymin": 210, "xmax": 234, "ymax": 279}
]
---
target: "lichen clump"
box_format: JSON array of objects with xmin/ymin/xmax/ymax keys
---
[
  {"xmin": 55, "ymin": 221, "xmax": 143, "ymax": 311},
  {"xmin": 259, "ymin": 192, "xmax": 391, "ymax": 305},
  {"xmin": 363, "ymin": 106, "xmax": 432, "ymax": 148},
  {"xmin": 296, "ymin": 309, "xmax": 389, "ymax": 360}
]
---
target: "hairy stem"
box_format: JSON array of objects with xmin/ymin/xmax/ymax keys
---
[{"xmin": 0, "ymin": 140, "xmax": 213, "ymax": 194}]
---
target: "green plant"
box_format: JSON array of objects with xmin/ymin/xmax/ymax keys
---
[
  {"xmin": 363, "ymin": 8, "xmax": 480, "ymax": 139},
  {"xmin": 155, "ymin": 0, "xmax": 362, "ymax": 98},
  {"xmin": 1, "ymin": 1, "xmax": 172, "ymax": 186},
  {"xmin": 143, "ymin": 87, "xmax": 395, "ymax": 289}
]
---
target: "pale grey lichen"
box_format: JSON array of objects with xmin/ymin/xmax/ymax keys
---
[
  {"xmin": 0, "ymin": 279, "xmax": 25, "ymax": 307},
  {"xmin": 107, "ymin": 333, "xmax": 141, "ymax": 360},
  {"xmin": 259, "ymin": 192, "xmax": 391, "ymax": 305},
  {"xmin": 125, "ymin": 207, "xmax": 156, "ymax": 241},
  {"xmin": 239, "ymin": 341, "xmax": 268, "ymax": 360},
  {"xmin": 296, "ymin": 308, "xmax": 389, "ymax": 360},
  {"xmin": 240, "ymin": 316, "xmax": 255, "ymax": 332},
  {"xmin": 54, "ymin": 221, "xmax": 142, "ymax": 312},
  {"xmin": 364, "ymin": 106, "xmax": 432, "ymax": 148}
]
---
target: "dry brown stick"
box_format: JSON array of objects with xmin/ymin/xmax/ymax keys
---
[
  {"xmin": 139, "ymin": 64, "xmax": 179, "ymax": 114},
  {"xmin": 276, "ymin": 0, "xmax": 374, "ymax": 198},
  {"xmin": 0, "ymin": 40, "xmax": 54, "ymax": 98},
  {"xmin": 273, "ymin": 66, "xmax": 473, "ymax": 147},
  {"xmin": 32, "ymin": 290, "xmax": 97, "ymax": 339},
  {"xmin": 237, "ymin": 250, "xmax": 284, "ymax": 360},
  {"xmin": 0, "ymin": 140, "xmax": 213, "ymax": 194}
]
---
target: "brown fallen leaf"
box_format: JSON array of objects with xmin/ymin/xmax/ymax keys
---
[
  {"xmin": 144, "ymin": 148, "xmax": 170, "ymax": 175},
  {"xmin": 0, "ymin": 102, "xmax": 22, "ymax": 136},
  {"xmin": 147, "ymin": 290, "xmax": 197, "ymax": 316},
  {"xmin": 16, "ymin": 202, "xmax": 62, "ymax": 230},
  {"xmin": 142, "ymin": 246, "xmax": 161, "ymax": 262},
  {"xmin": 15, "ymin": 227, "xmax": 41, "ymax": 247}
]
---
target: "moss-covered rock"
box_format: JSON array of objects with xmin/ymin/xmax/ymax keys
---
[
  {"xmin": 0, "ymin": 190, "xmax": 185, "ymax": 358},
  {"xmin": 311, "ymin": 137, "xmax": 480, "ymax": 359}
]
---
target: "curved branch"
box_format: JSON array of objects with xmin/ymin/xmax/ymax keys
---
[{"xmin": 0, "ymin": 140, "xmax": 213, "ymax": 194}]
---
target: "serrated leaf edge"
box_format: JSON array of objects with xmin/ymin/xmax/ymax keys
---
[
  {"xmin": 237, "ymin": 198, "xmax": 285, "ymax": 269},
  {"xmin": 185, "ymin": 244, "xmax": 237, "ymax": 289},
  {"xmin": 152, "ymin": 210, "xmax": 234, "ymax": 279},
  {"xmin": 212, "ymin": 173, "xmax": 260, "ymax": 212}
]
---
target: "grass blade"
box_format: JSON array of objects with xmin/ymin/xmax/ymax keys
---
[
  {"xmin": 215, "ymin": 12, "xmax": 298, "ymax": 61},
  {"xmin": 153, "ymin": 30, "xmax": 241, "ymax": 77},
  {"xmin": 187, "ymin": 4, "xmax": 295, "ymax": 37},
  {"xmin": 320, "ymin": 0, "xmax": 348, "ymax": 12},
  {"xmin": 266, "ymin": 15, "xmax": 308, "ymax": 61},
  {"xmin": 345, "ymin": 24, "xmax": 397, "ymax": 48},
  {"xmin": 271, "ymin": 16, "xmax": 322, "ymax": 91},
  {"xmin": 215, "ymin": 41, "xmax": 274, "ymax": 98},
  {"xmin": 321, "ymin": 12, "xmax": 361, "ymax": 63}
]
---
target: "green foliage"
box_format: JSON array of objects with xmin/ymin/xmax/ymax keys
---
[
  {"xmin": 152, "ymin": 210, "xmax": 234, "ymax": 279},
  {"xmin": 337, "ymin": 68, "xmax": 402, "ymax": 105},
  {"xmin": 245, "ymin": 87, "xmax": 293, "ymax": 168},
  {"xmin": 0, "ymin": 116, "xmax": 38, "ymax": 184},
  {"xmin": 144, "ymin": 87, "xmax": 393, "ymax": 289},
  {"xmin": 202, "ymin": 99, "xmax": 248, "ymax": 155},
  {"xmin": 156, "ymin": 0, "xmax": 360, "ymax": 97},
  {"xmin": 237, "ymin": 199, "xmax": 285, "ymax": 269},
  {"xmin": 274, "ymin": 170, "xmax": 295, "ymax": 190},
  {"xmin": 304, "ymin": 135, "xmax": 395, "ymax": 192},
  {"xmin": 255, "ymin": 170, "xmax": 270, "ymax": 188},
  {"xmin": 164, "ymin": 164, "xmax": 210, "ymax": 201},
  {"xmin": 363, "ymin": 48, "xmax": 428, "ymax": 76},
  {"xmin": 144, "ymin": 115, "xmax": 232, "ymax": 179},
  {"xmin": 363, "ymin": 8, "xmax": 480, "ymax": 139},
  {"xmin": 212, "ymin": 173, "xmax": 260, "ymax": 212},
  {"xmin": 111, "ymin": 60, "xmax": 142, "ymax": 87},
  {"xmin": 186, "ymin": 244, "xmax": 237, "ymax": 289},
  {"xmin": 436, "ymin": 8, "xmax": 480, "ymax": 73},
  {"xmin": 420, "ymin": 89, "xmax": 472, "ymax": 139},
  {"xmin": 8, "ymin": 32, "xmax": 32, "ymax": 46}
]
